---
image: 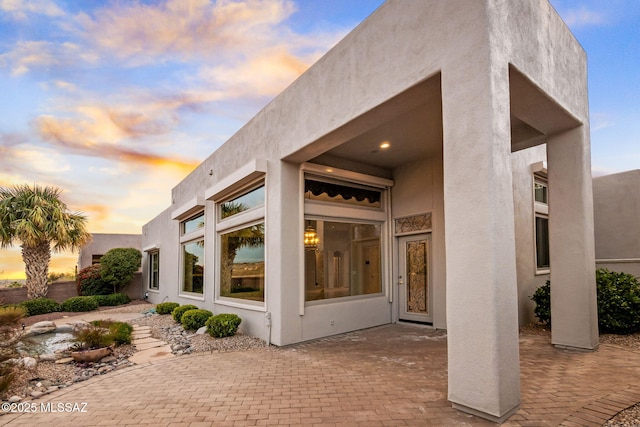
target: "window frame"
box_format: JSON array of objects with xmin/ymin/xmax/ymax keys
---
[
  {"xmin": 214, "ymin": 178, "xmax": 267, "ymax": 310},
  {"xmin": 533, "ymin": 173, "xmax": 550, "ymax": 274},
  {"xmin": 300, "ymin": 164, "xmax": 392, "ymax": 311},
  {"xmin": 148, "ymin": 250, "xmax": 160, "ymax": 291},
  {"xmin": 303, "ymin": 217, "xmax": 385, "ymax": 305},
  {"xmin": 179, "ymin": 210, "xmax": 206, "ymax": 300}
]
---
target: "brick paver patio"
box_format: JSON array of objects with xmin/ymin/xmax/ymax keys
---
[{"xmin": 2, "ymin": 324, "xmax": 640, "ymax": 426}]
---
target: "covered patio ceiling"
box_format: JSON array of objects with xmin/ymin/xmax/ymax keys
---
[{"xmin": 285, "ymin": 67, "xmax": 583, "ymax": 176}]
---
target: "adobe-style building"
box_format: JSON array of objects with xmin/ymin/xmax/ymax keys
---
[{"xmin": 142, "ymin": 0, "xmax": 598, "ymax": 421}]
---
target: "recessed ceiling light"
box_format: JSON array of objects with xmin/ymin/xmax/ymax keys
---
[
  {"xmin": 325, "ymin": 168, "xmax": 333, "ymax": 173},
  {"xmin": 380, "ymin": 142, "xmax": 391, "ymax": 149}
]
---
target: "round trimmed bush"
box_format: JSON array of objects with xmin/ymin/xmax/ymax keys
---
[
  {"xmin": 61, "ymin": 296, "xmax": 99, "ymax": 312},
  {"xmin": 156, "ymin": 302, "xmax": 180, "ymax": 315},
  {"xmin": 181, "ymin": 309, "xmax": 213, "ymax": 331},
  {"xmin": 172, "ymin": 304, "xmax": 198, "ymax": 323},
  {"xmin": 206, "ymin": 313, "xmax": 242, "ymax": 338},
  {"xmin": 19, "ymin": 298, "xmax": 61, "ymax": 316}
]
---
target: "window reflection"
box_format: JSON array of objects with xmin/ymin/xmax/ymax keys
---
[
  {"xmin": 220, "ymin": 223, "xmax": 265, "ymax": 302},
  {"xmin": 305, "ymin": 220, "xmax": 381, "ymax": 301}
]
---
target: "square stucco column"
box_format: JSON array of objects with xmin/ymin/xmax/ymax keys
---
[
  {"xmin": 442, "ymin": 65, "xmax": 521, "ymax": 422},
  {"xmin": 547, "ymin": 126, "xmax": 599, "ymax": 350}
]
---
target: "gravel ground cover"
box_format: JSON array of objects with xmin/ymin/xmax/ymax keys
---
[{"xmin": 2, "ymin": 302, "xmax": 267, "ymax": 402}]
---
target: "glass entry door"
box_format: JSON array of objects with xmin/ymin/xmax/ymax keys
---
[{"xmin": 398, "ymin": 233, "xmax": 432, "ymax": 323}]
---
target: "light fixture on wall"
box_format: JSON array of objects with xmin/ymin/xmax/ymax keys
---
[{"xmin": 304, "ymin": 222, "xmax": 320, "ymax": 250}]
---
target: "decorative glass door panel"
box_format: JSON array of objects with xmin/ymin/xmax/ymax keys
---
[{"xmin": 398, "ymin": 234, "xmax": 432, "ymax": 323}]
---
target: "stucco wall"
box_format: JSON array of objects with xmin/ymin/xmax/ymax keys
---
[
  {"xmin": 593, "ymin": 170, "xmax": 640, "ymax": 277},
  {"xmin": 512, "ymin": 145, "xmax": 549, "ymax": 326}
]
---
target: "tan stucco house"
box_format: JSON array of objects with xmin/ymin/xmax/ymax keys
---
[{"xmin": 142, "ymin": 0, "xmax": 598, "ymax": 421}]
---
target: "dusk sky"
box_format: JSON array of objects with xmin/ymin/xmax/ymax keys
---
[{"xmin": 1, "ymin": 0, "xmax": 639, "ymax": 280}]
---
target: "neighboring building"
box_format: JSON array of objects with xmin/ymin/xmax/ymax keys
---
[
  {"xmin": 78, "ymin": 233, "xmax": 143, "ymax": 299},
  {"xmin": 78, "ymin": 233, "xmax": 142, "ymax": 270},
  {"xmin": 142, "ymin": 1, "xmax": 597, "ymax": 422},
  {"xmin": 593, "ymin": 170, "xmax": 640, "ymax": 277}
]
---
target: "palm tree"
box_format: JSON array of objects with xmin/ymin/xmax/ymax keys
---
[{"xmin": 0, "ymin": 184, "xmax": 91, "ymax": 299}]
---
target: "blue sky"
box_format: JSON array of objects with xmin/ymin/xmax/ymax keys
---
[{"xmin": 0, "ymin": 0, "xmax": 638, "ymax": 279}]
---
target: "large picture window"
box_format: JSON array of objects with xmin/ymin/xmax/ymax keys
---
[
  {"xmin": 305, "ymin": 220, "xmax": 382, "ymax": 301},
  {"xmin": 216, "ymin": 181, "xmax": 265, "ymax": 305},
  {"xmin": 182, "ymin": 240, "xmax": 204, "ymax": 294},
  {"xmin": 220, "ymin": 223, "xmax": 264, "ymax": 301}
]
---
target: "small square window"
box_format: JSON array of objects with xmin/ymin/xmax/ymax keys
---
[
  {"xmin": 220, "ymin": 185, "xmax": 265, "ymax": 220},
  {"xmin": 182, "ymin": 212, "xmax": 204, "ymax": 235},
  {"xmin": 534, "ymin": 181, "xmax": 547, "ymax": 204}
]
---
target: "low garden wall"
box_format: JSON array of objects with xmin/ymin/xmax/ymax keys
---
[{"xmin": 0, "ymin": 273, "xmax": 143, "ymax": 305}]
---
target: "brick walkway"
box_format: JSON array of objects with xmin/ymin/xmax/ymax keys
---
[{"xmin": 1, "ymin": 324, "xmax": 640, "ymax": 426}]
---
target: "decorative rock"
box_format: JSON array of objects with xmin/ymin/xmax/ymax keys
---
[
  {"xmin": 55, "ymin": 324, "xmax": 74, "ymax": 333},
  {"xmin": 22, "ymin": 357, "xmax": 37, "ymax": 369},
  {"xmin": 100, "ymin": 355, "xmax": 117, "ymax": 363},
  {"xmin": 39, "ymin": 353, "xmax": 59, "ymax": 362},
  {"xmin": 46, "ymin": 386, "xmax": 59, "ymax": 393},
  {"xmin": 98, "ymin": 366, "xmax": 113, "ymax": 374},
  {"xmin": 196, "ymin": 326, "xmax": 207, "ymax": 335},
  {"xmin": 8, "ymin": 395, "xmax": 22, "ymax": 403},
  {"xmin": 55, "ymin": 357, "xmax": 74, "ymax": 364},
  {"xmin": 30, "ymin": 391, "xmax": 44, "ymax": 399},
  {"xmin": 28, "ymin": 321, "xmax": 57, "ymax": 335},
  {"xmin": 171, "ymin": 344, "xmax": 188, "ymax": 352}
]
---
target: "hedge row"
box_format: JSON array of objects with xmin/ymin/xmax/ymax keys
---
[
  {"xmin": 8, "ymin": 293, "xmax": 131, "ymax": 316},
  {"xmin": 157, "ymin": 301, "xmax": 241, "ymax": 338}
]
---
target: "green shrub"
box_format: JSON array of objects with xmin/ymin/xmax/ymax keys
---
[
  {"xmin": 92, "ymin": 293, "xmax": 130, "ymax": 307},
  {"xmin": 181, "ymin": 309, "xmax": 213, "ymax": 331},
  {"xmin": 206, "ymin": 313, "xmax": 242, "ymax": 338},
  {"xmin": 596, "ymin": 269, "xmax": 640, "ymax": 334},
  {"xmin": 84, "ymin": 320, "xmax": 133, "ymax": 346},
  {"xmin": 172, "ymin": 304, "xmax": 198, "ymax": 323},
  {"xmin": 19, "ymin": 298, "xmax": 61, "ymax": 316},
  {"xmin": 72, "ymin": 323, "xmax": 112, "ymax": 350},
  {"xmin": 530, "ymin": 280, "xmax": 551, "ymax": 326},
  {"xmin": 77, "ymin": 264, "xmax": 111, "ymax": 296},
  {"xmin": 62, "ymin": 296, "xmax": 99, "ymax": 312},
  {"xmin": 100, "ymin": 248, "xmax": 142, "ymax": 293},
  {"xmin": 156, "ymin": 302, "xmax": 180, "ymax": 315},
  {"xmin": 108, "ymin": 321, "xmax": 134, "ymax": 345},
  {"xmin": 530, "ymin": 270, "xmax": 640, "ymax": 334}
]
